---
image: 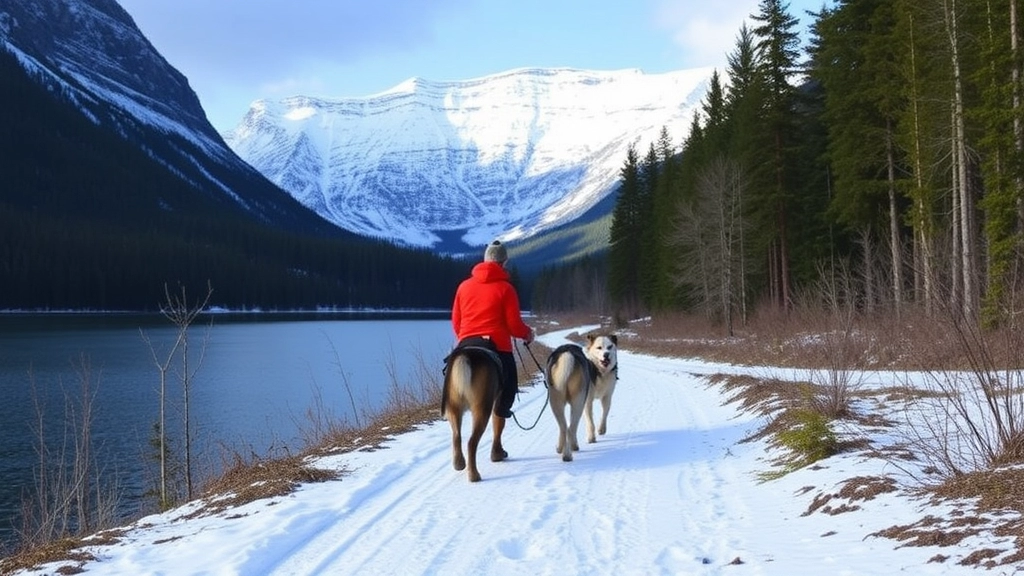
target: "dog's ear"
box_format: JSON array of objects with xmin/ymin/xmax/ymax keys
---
[
  {"xmin": 609, "ymin": 334, "xmax": 618, "ymax": 345},
  {"xmin": 587, "ymin": 333, "xmax": 596, "ymax": 344}
]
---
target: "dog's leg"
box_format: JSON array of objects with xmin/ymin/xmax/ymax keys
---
[
  {"xmin": 567, "ymin": 395, "xmax": 584, "ymax": 455},
  {"xmin": 548, "ymin": 392, "xmax": 571, "ymax": 461},
  {"xmin": 598, "ymin": 393, "xmax": 612, "ymax": 436},
  {"xmin": 584, "ymin": 394, "xmax": 598, "ymax": 444}
]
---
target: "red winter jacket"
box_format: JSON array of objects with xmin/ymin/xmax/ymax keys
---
[{"xmin": 451, "ymin": 261, "xmax": 531, "ymax": 353}]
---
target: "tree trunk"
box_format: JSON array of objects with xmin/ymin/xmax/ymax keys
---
[
  {"xmin": 887, "ymin": 119, "xmax": 903, "ymax": 317},
  {"xmin": 861, "ymin": 227, "xmax": 875, "ymax": 314},
  {"xmin": 945, "ymin": 0, "xmax": 977, "ymax": 319},
  {"xmin": 1013, "ymin": 0, "xmax": 1024, "ymax": 230}
]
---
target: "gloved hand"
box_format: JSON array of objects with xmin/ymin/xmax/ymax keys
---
[{"xmin": 524, "ymin": 327, "xmax": 536, "ymax": 345}]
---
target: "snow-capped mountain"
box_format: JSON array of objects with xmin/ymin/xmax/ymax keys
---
[
  {"xmin": 0, "ymin": 0, "xmax": 335, "ymax": 232},
  {"xmin": 225, "ymin": 67, "xmax": 714, "ymax": 251}
]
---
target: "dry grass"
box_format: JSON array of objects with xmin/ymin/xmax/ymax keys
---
[
  {"xmin": 7, "ymin": 310, "xmax": 1024, "ymax": 573},
  {"xmin": 602, "ymin": 310, "xmax": 1024, "ymax": 568},
  {"xmin": 612, "ymin": 309, "xmax": 1022, "ymax": 371},
  {"xmin": 0, "ymin": 336, "xmax": 548, "ymax": 575}
]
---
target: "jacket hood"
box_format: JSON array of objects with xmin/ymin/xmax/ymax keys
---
[{"xmin": 470, "ymin": 261, "xmax": 510, "ymax": 283}]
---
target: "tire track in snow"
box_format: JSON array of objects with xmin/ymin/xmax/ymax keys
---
[{"xmin": 258, "ymin": 342, "xmax": 762, "ymax": 575}]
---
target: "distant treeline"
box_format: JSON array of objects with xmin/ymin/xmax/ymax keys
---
[{"xmin": 0, "ymin": 48, "xmax": 469, "ymax": 311}]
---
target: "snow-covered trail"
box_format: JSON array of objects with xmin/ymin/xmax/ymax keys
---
[
  {"xmin": 36, "ymin": 326, "xmax": 1000, "ymax": 575},
  {"xmin": 235, "ymin": 328, "xmax": 765, "ymax": 575}
]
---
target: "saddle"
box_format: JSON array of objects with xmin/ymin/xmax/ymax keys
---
[
  {"xmin": 442, "ymin": 336, "xmax": 503, "ymax": 377},
  {"xmin": 440, "ymin": 336, "xmax": 505, "ymax": 417}
]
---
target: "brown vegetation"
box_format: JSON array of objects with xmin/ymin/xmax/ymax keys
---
[
  {"xmin": 610, "ymin": 310, "xmax": 1024, "ymax": 568},
  {"xmin": 6, "ymin": 310, "xmax": 1024, "ymax": 573}
]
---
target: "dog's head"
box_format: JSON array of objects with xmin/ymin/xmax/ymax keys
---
[{"xmin": 585, "ymin": 334, "xmax": 618, "ymax": 374}]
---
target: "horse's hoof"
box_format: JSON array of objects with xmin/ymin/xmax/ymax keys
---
[
  {"xmin": 562, "ymin": 453, "xmax": 573, "ymax": 462},
  {"xmin": 491, "ymin": 448, "xmax": 508, "ymax": 462},
  {"xmin": 469, "ymin": 471, "xmax": 482, "ymax": 482}
]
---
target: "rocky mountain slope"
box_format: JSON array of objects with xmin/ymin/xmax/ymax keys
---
[{"xmin": 225, "ymin": 67, "xmax": 713, "ymax": 252}]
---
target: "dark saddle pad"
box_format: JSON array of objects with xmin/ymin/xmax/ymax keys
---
[{"xmin": 443, "ymin": 336, "xmax": 502, "ymax": 376}]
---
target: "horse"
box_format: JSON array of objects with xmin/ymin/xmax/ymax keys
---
[{"xmin": 441, "ymin": 340, "xmax": 503, "ymax": 482}]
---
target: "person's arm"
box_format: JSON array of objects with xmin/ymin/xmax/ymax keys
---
[
  {"xmin": 502, "ymin": 286, "xmax": 533, "ymax": 342},
  {"xmin": 451, "ymin": 290, "xmax": 462, "ymax": 339}
]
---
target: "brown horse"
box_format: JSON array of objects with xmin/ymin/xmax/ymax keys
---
[{"xmin": 441, "ymin": 343, "xmax": 502, "ymax": 482}]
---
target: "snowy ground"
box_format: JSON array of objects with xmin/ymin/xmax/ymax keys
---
[{"xmin": 11, "ymin": 325, "xmax": 1022, "ymax": 575}]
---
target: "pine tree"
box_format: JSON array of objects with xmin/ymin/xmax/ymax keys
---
[
  {"xmin": 608, "ymin": 144, "xmax": 643, "ymax": 309},
  {"xmin": 751, "ymin": 0, "xmax": 803, "ymax": 310},
  {"xmin": 975, "ymin": 0, "xmax": 1024, "ymax": 325},
  {"xmin": 810, "ymin": 0, "xmax": 908, "ymax": 313}
]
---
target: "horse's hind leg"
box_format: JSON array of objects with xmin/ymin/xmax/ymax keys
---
[
  {"xmin": 448, "ymin": 410, "xmax": 466, "ymax": 471},
  {"xmin": 466, "ymin": 404, "xmax": 489, "ymax": 482},
  {"xmin": 490, "ymin": 413, "xmax": 507, "ymax": 462}
]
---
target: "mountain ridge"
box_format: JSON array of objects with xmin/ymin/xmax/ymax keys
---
[
  {"xmin": 225, "ymin": 65, "xmax": 714, "ymax": 253},
  {"xmin": 0, "ymin": 0, "xmax": 470, "ymax": 311}
]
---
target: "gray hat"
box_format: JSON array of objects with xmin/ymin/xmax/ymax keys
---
[{"xmin": 484, "ymin": 240, "xmax": 508, "ymax": 263}]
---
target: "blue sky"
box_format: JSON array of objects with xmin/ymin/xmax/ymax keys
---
[{"xmin": 116, "ymin": 0, "xmax": 828, "ymax": 132}]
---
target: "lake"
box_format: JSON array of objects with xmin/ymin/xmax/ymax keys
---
[{"xmin": 0, "ymin": 312, "xmax": 455, "ymax": 549}]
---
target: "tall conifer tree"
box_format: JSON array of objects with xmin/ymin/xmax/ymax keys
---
[{"xmin": 751, "ymin": 0, "xmax": 802, "ymax": 309}]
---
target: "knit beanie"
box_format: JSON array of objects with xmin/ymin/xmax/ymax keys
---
[{"xmin": 483, "ymin": 240, "xmax": 508, "ymax": 263}]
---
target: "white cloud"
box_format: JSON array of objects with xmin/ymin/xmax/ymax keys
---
[{"xmin": 652, "ymin": 0, "xmax": 757, "ymax": 68}]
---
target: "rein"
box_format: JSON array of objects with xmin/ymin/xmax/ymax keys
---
[{"xmin": 510, "ymin": 342, "xmax": 549, "ymax": 431}]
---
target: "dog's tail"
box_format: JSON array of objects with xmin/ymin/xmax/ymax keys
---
[{"xmin": 546, "ymin": 345, "xmax": 579, "ymax": 392}]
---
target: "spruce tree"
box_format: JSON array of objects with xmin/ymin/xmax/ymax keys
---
[
  {"xmin": 608, "ymin": 144, "xmax": 643, "ymax": 309},
  {"xmin": 750, "ymin": 0, "xmax": 803, "ymax": 310}
]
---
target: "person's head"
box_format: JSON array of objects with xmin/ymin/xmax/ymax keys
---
[{"xmin": 483, "ymin": 240, "xmax": 508, "ymax": 265}]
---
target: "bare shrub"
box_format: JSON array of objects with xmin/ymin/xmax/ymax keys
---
[
  {"xmin": 806, "ymin": 329, "xmax": 866, "ymax": 420},
  {"xmin": 140, "ymin": 282, "xmax": 213, "ymax": 508},
  {"xmin": 18, "ymin": 357, "xmax": 121, "ymax": 551},
  {"xmin": 898, "ymin": 313, "xmax": 1024, "ymax": 480},
  {"xmin": 323, "ymin": 333, "xmax": 363, "ymax": 430},
  {"xmin": 380, "ymin": 344, "xmax": 440, "ymax": 414},
  {"xmin": 294, "ymin": 382, "xmax": 354, "ymax": 450}
]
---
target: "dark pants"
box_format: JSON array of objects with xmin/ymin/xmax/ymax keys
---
[
  {"xmin": 495, "ymin": 350, "xmax": 517, "ymax": 418},
  {"xmin": 455, "ymin": 337, "xmax": 517, "ymax": 418}
]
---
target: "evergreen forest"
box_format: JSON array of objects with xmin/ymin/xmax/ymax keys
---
[
  {"xmin": 534, "ymin": 0, "xmax": 1024, "ymax": 331},
  {"xmin": 0, "ymin": 47, "xmax": 469, "ymax": 312}
]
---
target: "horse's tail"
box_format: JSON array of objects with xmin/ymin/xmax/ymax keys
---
[{"xmin": 441, "ymin": 352, "xmax": 472, "ymax": 416}]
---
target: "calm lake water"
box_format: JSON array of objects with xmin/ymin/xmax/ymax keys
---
[{"xmin": 0, "ymin": 312, "xmax": 454, "ymax": 548}]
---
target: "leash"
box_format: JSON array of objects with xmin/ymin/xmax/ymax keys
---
[{"xmin": 509, "ymin": 342, "xmax": 549, "ymax": 431}]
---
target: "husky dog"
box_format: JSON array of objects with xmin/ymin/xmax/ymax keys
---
[
  {"xmin": 545, "ymin": 334, "xmax": 619, "ymax": 462},
  {"xmin": 441, "ymin": 341, "xmax": 502, "ymax": 482}
]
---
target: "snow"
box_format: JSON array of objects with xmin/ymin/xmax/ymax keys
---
[
  {"xmin": 225, "ymin": 68, "xmax": 715, "ymax": 250},
  {"xmin": 13, "ymin": 325, "xmax": 1017, "ymax": 575}
]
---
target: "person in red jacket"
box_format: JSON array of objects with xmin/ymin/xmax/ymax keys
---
[{"xmin": 451, "ymin": 239, "xmax": 535, "ymax": 461}]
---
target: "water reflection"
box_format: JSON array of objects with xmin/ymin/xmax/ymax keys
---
[{"xmin": 0, "ymin": 312, "xmax": 453, "ymax": 547}]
